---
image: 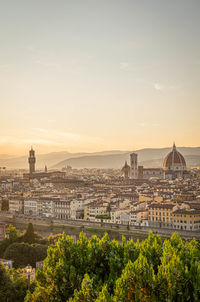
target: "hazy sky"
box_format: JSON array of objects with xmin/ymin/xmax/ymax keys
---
[{"xmin": 0, "ymin": 0, "xmax": 200, "ymax": 155}]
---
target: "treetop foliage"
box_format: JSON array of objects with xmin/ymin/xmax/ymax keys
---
[
  {"xmin": 26, "ymin": 231, "xmax": 200, "ymax": 302},
  {"xmin": 0, "ymin": 262, "xmax": 30, "ymax": 302}
]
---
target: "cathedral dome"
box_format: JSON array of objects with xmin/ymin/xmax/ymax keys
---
[{"xmin": 163, "ymin": 144, "xmax": 186, "ymax": 169}]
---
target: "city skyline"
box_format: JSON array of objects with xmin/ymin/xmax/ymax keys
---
[{"xmin": 1, "ymin": 0, "xmax": 200, "ymax": 155}]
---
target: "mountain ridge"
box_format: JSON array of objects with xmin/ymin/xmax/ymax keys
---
[{"xmin": 1, "ymin": 147, "xmax": 200, "ymax": 169}]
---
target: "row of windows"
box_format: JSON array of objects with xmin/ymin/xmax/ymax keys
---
[
  {"xmin": 152, "ymin": 217, "xmax": 172, "ymax": 222},
  {"xmin": 174, "ymin": 225, "xmax": 200, "ymax": 230},
  {"xmin": 174, "ymin": 214, "xmax": 200, "ymax": 218},
  {"xmin": 174, "ymin": 220, "xmax": 200, "ymax": 224},
  {"xmin": 151, "ymin": 212, "xmax": 171, "ymax": 216},
  {"xmin": 55, "ymin": 210, "xmax": 69, "ymax": 213},
  {"xmin": 150, "ymin": 208, "xmax": 171, "ymax": 212}
]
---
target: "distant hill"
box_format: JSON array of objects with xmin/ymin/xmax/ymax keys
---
[
  {"xmin": 0, "ymin": 150, "xmax": 128, "ymax": 169},
  {"xmin": 0, "ymin": 151, "xmax": 81, "ymax": 169},
  {"xmin": 53, "ymin": 147, "xmax": 200, "ymax": 169},
  {"xmin": 1, "ymin": 147, "xmax": 200, "ymax": 170}
]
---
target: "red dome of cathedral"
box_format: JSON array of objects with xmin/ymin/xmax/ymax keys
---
[{"xmin": 163, "ymin": 143, "xmax": 186, "ymax": 169}]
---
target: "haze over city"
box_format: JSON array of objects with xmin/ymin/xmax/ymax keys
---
[{"xmin": 1, "ymin": 0, "xmax": 200, "ymax": 156}]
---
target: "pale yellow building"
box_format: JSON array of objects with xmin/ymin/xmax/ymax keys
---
[
  {"xmin": 148, "ymin": 203, "xmax": 174, "ymax": 228},
  {"xmin": 173, "ymin": 209, "xmax": 200, "ymax": 231}
]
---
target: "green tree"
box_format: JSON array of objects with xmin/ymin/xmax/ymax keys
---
[
  {"xmin": 68, "ymin": 274, "xmax": 96, "ymax": 302},
  {"xmin": 1, "ymin": 198, "xmax": 9, "ymax": 211},
  {"xmin": 157, "ymin": 243, "xmax": 187, "ymax": 301},
  {"xmin": 106, "ymin": 204, "xmax": 111, "ymax": 215},
  {"xmin": 25, "ymin": 232, "xmax": 200, "ymax": 302},
  {"xmin": 6, "ymin": 224, "xmax": 18, "ymax": 241},
  {"xmin": 20, "ymin": 223, "xmax": 35, "ymax": 244},
  {"xmin": 0, "ymin": 263, "xmax": 28, "ymax": 302},
  {"xmin": 96, "ymin": 285, "xmax": 112, "ymax": 302},
  {"xmin": 3, "ymin": 242, "xmax": 47, "ymax": 268},
  {"xmin": 0, "ymin": 262, "xmax": 12, "ymax": 301},
  {"xmin": 0, "ymin": 224, "xmax": 19, "ymax": 258},
  {"xmin": 113, "ymin": 255, "xmax": 156, "ymax": 302},
  {"xmin": 140, "ymin": 231, "xmax": 162, "ymax": 273}
]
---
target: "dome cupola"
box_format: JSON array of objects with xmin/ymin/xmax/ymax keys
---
[{"xmin": 163, "ymin": 143, "xmax": 186, "ymax": 170}]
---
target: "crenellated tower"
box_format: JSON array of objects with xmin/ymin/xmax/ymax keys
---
[{"xmin": 28, "ymin": 147, "xmax": 36, "ymax": 174}]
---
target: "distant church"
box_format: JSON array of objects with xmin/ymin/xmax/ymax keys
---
[{"xmin": 122, "ymin": 143, "xmax": 188, "ymax": 180}]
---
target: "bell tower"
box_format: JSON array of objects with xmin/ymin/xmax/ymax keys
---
[
  {"xmin": 28, "ymin": 147, "xmax": 36, "ymax": 174},
  {"xmin": 130, "ymin": 152, "xmax": 138, "ymax": 179}
]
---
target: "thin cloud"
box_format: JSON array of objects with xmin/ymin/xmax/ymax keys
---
[
  {"xmin": 35, "ymin": 60, "xmax": 60, "ymax": 68},
  {"xmin": 120, "ymin": 62, "xmax": 132, "ymax": 71},
  {"xmin": 32, "ymin": 128, "xmax": 103, "ymax": 145},
  {"xmin": 154, "ymin": 83, "xmax": 164, "ymax": 91},
  {"xmin": 154, "ymin": 83, "xmax": 181, "ymax": 91}
]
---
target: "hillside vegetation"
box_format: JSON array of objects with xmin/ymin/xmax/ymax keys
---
[{"xmin": 26, "ymin": 231, "xmax": 200, "ymax": 302}]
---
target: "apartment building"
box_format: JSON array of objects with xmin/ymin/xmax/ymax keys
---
[
  {"xmin": 84, "ymin": 201, "xmax": 108, "ymax": 221},
  {"xmin": 148, "ymin": 203, "xmax": 175, "ymax": 228},
  {"xmin": 148, "ymin": 202, "xmax": 200, "ymax": 231},
  {"xmin": 173, "ymin": 209, "xmax": 200, "ymax": 231}
]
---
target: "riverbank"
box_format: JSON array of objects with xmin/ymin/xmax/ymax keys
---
[{"xmin": 1, "ymin": 213, "xmax": 199, "ymax": 241}]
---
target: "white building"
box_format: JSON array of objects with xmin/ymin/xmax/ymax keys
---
[
  {"xmin": 54, "ymin": 199, "xmax": 70, "ymax": 219},
  {"xmin": 24, "ymin": 199, "xmax": 38, "ymax": 216}
]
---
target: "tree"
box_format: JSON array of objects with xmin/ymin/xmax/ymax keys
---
[
  {"xmin": 106, "ymin": 204, "xmax": 111, "ymax": 215},
  {"xmin": 157, "ymin": 244, "xmax": 187, "ymax": 301},
  {"xmin": 68, "ymin": 274, "xmax": 96, "ymax": 302},
  {"xmin": 0, "ymin": 262, "xmax": 28, "ymax": 302},
  {"xmin": 0, "ymin": 262, "xmax": 12, "ymax": 301},
  {"xmin": 25, "ymin": 232, "xmax": 200, "ymax": 302},
  {"xmin": 20, "ymin": 223, "xmax": 36, "ymax": 244},
  {"xmin": 3, "ymin": 242, "xmax": 48, "ymax": 268},
  {"xmin": 140, "ymin": 231, "xmax": 162, "ymax": 273},
  {"xmin": 1, "ymin": 198, "xmax": 9, "ymax": 211},
  {"xmin": 6, "ymin": 224, "xmax": 18, "ymax": 241},
  {"xmin": 96, "ymin": 285, "xmax": 112, "ymax": 302},
  {"xmin": 113, "ymin": 256, "xmax": 156, "ymax": 302},
  {"xmin": 0, "ymin": 225, "xmax": 18, "ymax": 258}
]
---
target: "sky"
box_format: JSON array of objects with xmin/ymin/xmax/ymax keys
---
[{"xmin": 0, "ymin": 0, "xmax": 200, "ymax": 156}]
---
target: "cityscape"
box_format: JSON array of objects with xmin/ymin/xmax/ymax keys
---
[
  {"xmin": 1, "ymin": 144, "xmax": 200, "ymax": 234},
  {"xmin": 1, "ymin": 0, "xmax": 200, "ymax": 301}
]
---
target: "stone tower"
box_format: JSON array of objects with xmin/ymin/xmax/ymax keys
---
[
  {"xmin": 28, "ymin": 147, "xmax": 36, "ymax": 174},
  {"xmin": 130, "ymin": 152, "xmax": 138, "ymax": 179}
]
